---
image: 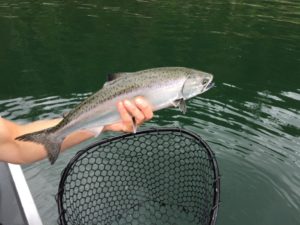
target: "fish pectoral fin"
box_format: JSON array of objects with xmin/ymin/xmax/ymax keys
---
[
  {"xmin": 86, "ymin": 126, "xmax": 104, "ymax": 137},
  {"xmin": 173, "ymin": 99, "xmax": 187, "ymax": 114}
]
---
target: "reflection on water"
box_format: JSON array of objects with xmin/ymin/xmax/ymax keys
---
[
  {"xmin": 1, "ymin": 82, "xmax": 299, "ymax": 224},
  {"xmin": 0, "ymin": 0, "xmax": 300, "ymax": 224}
]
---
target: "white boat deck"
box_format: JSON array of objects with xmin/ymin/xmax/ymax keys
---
[{"xmin": 0, "ymin": 162, "xmax": 43, "ymax": 225}]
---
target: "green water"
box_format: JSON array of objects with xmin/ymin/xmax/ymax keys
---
[{"xmin": 0, "ymin": 0, "xmax": 299, "ymax": 224}]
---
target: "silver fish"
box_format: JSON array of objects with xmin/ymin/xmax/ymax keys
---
[{"xmin": 16, "ymin": 67, "xmax": 214, "ymax": 164}]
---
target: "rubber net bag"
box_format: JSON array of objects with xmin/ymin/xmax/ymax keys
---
[{"xmin": 57, "ymin": 128, "xmax": 220, "ymax": 225}]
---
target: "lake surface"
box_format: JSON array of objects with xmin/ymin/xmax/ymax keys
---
[{"xmin": 0, "ymin": 0, "xmax": 299, "ymax": 224}]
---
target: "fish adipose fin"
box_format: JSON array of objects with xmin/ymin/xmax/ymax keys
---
[
  {"xmin": 62, "ymin": 111, "xmax": 69, "ymax": 118},
  {"xmin": 15, "ymin": 129, "xmax": 62, "ymax": 165}
]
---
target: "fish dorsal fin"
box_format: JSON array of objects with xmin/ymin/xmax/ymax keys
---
[
  {"xmin": 106, "ymin": 72, "xmax": 131, "ymax": 81},
  {"xmin": 103, "ymin": 72, "xmax": 132, "ymax": 87}
]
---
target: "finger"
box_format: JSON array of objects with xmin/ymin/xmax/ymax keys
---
[
  {"xmin": 135, "ymin": 97, "xmax": 153, "ymax": 121},
  {"xmin": 123, "ymin": 100, "xmax": 145, "ymax": 125},
  {"xmin": 117, "ymin": 101, "xmax": 134, "ymax": 132}
]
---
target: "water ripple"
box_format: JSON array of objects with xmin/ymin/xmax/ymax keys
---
[
  {"xmin": 0, "ymin": 82, "xmax": 298, "ymax": 224},
  {"xmin": 281, "ymin": 91, "xmax": 300, "ymax": 101},
  {"xmin": 0, "ymin": 94, "xmax": 90, "ymax": 121}
]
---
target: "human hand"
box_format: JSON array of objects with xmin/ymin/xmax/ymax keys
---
[{"xmin": 104, "ymin": 97, "xmax": 153, "ymax": 133}]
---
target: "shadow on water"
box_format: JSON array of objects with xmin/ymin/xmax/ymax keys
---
[{"xmin": 0, "ymin": 0, "xmax": 300, "ymax": 225}]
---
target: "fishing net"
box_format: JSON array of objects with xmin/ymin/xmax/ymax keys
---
[{"xmin": 57, "ymin": 128, "xmax": 220, "ymax": 225}]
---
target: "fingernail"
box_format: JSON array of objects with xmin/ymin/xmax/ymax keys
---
[
  {"xmin": 124, "ymin": 100, "xmax": 131, "ymax": 106},
  {"xmin": 135, "ymin": 98, "xmax": 144, "ymax": 105}
]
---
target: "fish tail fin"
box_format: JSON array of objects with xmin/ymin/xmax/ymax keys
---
[{"xmin": 15, "ymin": 129, "xmax": 62, "ymax": 164}]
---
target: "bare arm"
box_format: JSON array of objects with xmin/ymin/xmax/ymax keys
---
[{"xmin": 0, "ymin": 97, "xmax": 153, "ymax": 164}]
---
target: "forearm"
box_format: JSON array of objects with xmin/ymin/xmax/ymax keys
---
[
  {"xmin": 0, "ymin": 118, "xmax": 95, "ymax": 164},
  {"xmin": 18, "ymin": 118, "xmax": 62, "ymax": 135},
  {"xmin": 0, "ymin": 118, "xmax": 49, "ymax": 164}
]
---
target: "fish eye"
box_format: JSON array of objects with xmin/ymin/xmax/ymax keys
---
[{"xmin": 202, "ymin": 79, "xmax": 209, "ymax": 85}]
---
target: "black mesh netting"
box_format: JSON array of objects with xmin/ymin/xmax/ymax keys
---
[{"xmin": 57, "ymin": 128, "xmax": 220, "ymax": 225}]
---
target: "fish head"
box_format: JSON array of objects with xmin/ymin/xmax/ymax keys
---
[{"xmin": 182, "ymin": 70, "xmax": 214, "ymax": 99}]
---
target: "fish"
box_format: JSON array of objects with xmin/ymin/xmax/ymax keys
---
[{"xmin": 16, "ymin": 67, "xmax": 214, "ymax": 164}]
